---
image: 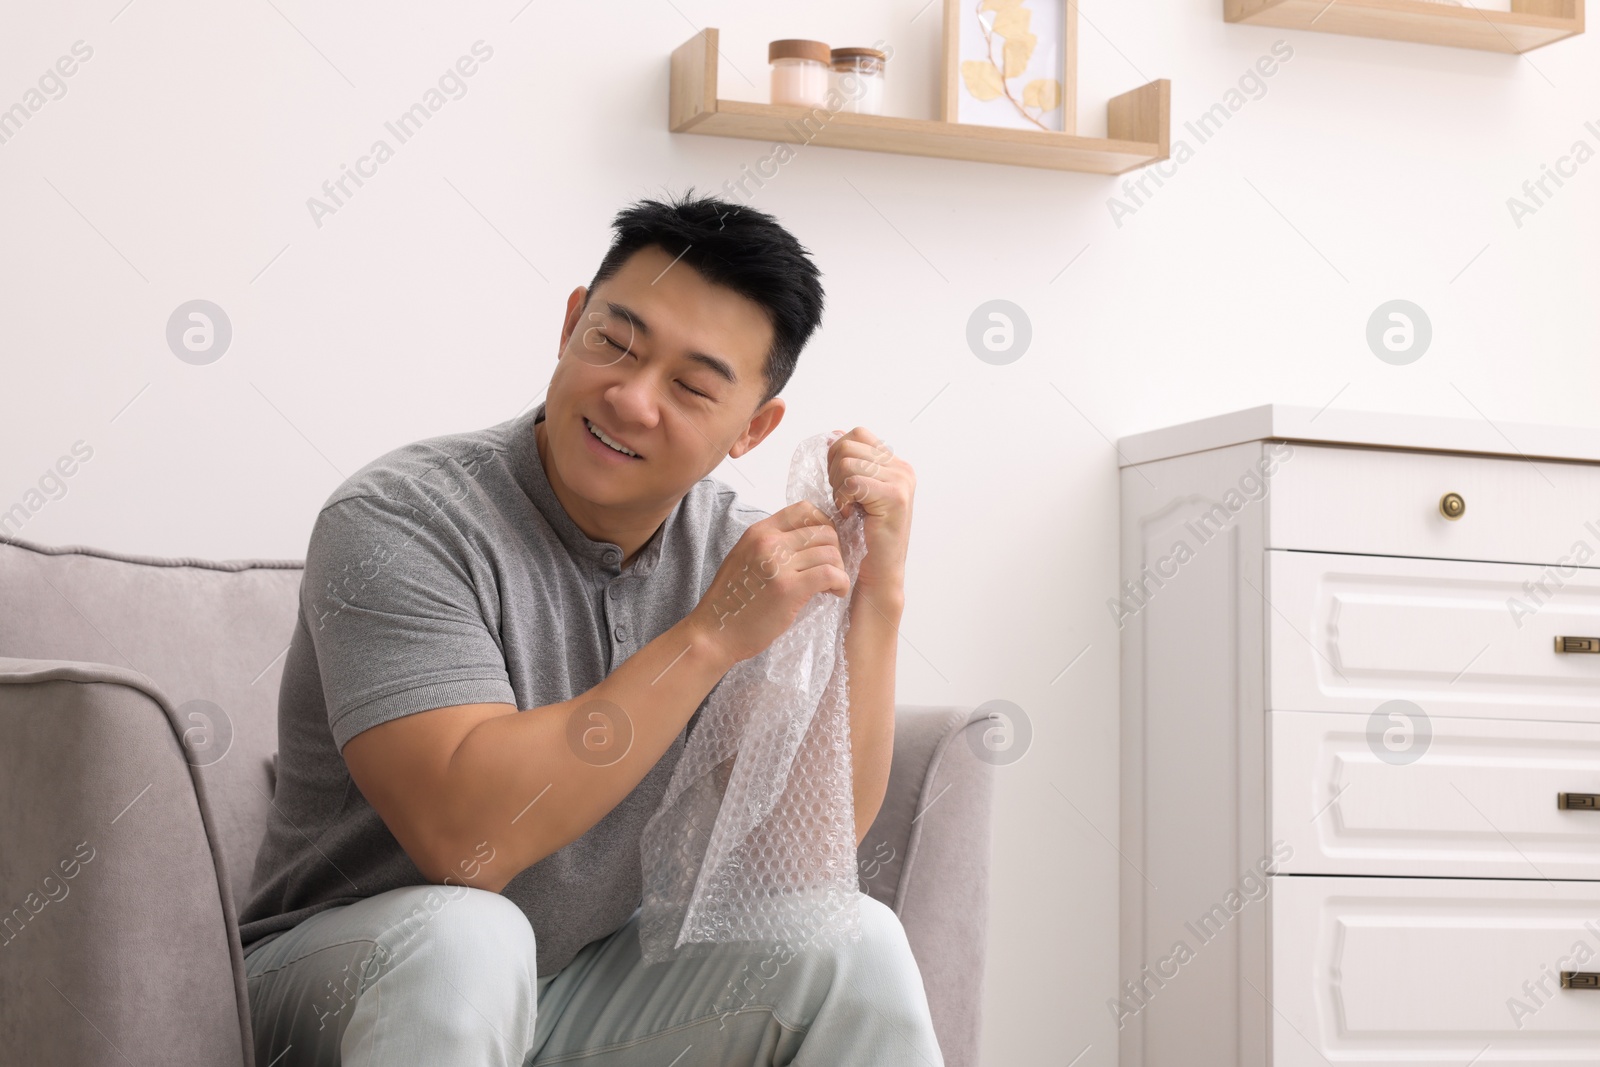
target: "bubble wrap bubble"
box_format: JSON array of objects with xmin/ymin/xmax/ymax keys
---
[{"xmin": 637, "ymin": 431, "xmax": 868, "ymax": 966}]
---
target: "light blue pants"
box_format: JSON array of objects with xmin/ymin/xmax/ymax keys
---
[{"xmin": 243, "ymin": 883, "xmax": 946, "ymax": 1066}]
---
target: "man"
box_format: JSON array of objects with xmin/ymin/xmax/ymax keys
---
[{"xmin": 238, "ymin": 190, "xmax": 938, "ymax": 1065}]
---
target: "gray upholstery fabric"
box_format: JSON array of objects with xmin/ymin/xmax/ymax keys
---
[
  {"xmin": 865, "ymin": 706, "xmax": 997, "ymax": 1067},
  {"xmin": 0, "ymin": 534, "xmax": 991, "ymax": 1066},
  {"xmin": 0, "ymin": 659, "xmax": 254, "ymax": 1067},
  {"xmin": 0, "ymin": 536, "xmax": 301, "ymax": 911}
]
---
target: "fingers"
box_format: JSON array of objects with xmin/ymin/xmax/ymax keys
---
[
  {"xmin": 828, "ymin": 431, "xmax": 893, "ymax": 474},
  {"xmin": 833, "ymin": 465, "xmax": 878, "ymax": 515},
  {"xmin": 828, "ymin": 434, "xmax": 900, "ymax": 516},
  {"xmin": 768, "ymin": 499, "xmax": 842, "ymax": 537},
  {"xmin": 739, "ymin": 507, "xmax": 840, "ymax": 590},
  {"xmin": 786, "ymin": 544, "xmax": 851, "ymax": 599},
  {"xmin": 831, "ymin": 426, "xmax": 884, "ymax": 449},
  {"xmin": 759, "ymin": 524, "xmax": 840, "ymax": 573}
]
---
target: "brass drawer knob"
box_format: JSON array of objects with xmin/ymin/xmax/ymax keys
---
[{"xmin": 1439, "ymin": 492, "xmax": 1466, "ymax": 520}]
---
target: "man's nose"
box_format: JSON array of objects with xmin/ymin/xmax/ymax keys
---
[{"xmin": 606, "ymin": 371, "xmax": 660, "ymax": 428}]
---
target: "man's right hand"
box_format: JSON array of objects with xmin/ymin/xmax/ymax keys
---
[{"xmin": 688, "ymin": 501, "xmax": 851, "ymax": 666}]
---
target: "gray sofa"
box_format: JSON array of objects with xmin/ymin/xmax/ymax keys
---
[{"xmin": 0, "ymin": 534, "xmax": 994, "ymax": 1066}]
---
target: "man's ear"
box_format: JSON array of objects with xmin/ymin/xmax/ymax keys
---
[
  {"xmin": 559, "ymin": 286, "xmax": 588, "ymax": 354},
  {"xmin": 728, "ymin": 398, "xmax": 785, "ymax": 460}
]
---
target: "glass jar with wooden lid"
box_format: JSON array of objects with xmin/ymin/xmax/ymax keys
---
[
  {"xmin": 829, "ymin": 46, "xmax": 886, "ymax": 115},
  {"xmin": 768, "ymin": 39, "xmax": 831, "ymax": 107}
]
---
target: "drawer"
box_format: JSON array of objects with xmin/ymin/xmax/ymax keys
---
[
  {"xmin": 1268, "ymin": 549, "xmax": 1600, "ymax": 723},
  {"xmin": 1272, "ymin": 875, "xmax": 1600, "ymax": 1064},
  {"xmin": 1267, "ymin": 443, "xmax": 1600, "ymax": 567},
  {"xmin": 1271, "ymin": 710, "xmax": 1600, "ymax": 879}
]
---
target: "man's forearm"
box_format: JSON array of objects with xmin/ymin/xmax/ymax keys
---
[
  {"xmin": 438, "ymin": 614, "xmax": 734, "ymax": 891},
  {"xmin": 845, "ymin": 581, "xmax": 904, "ymax": 848},
  {"xmin": 432, "ymin": 581, "xmax": 901, "ymax": 888}
]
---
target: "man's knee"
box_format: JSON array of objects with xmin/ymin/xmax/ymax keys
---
[
  {"xmin": 250, "ymin": 887, "xmax": 541, "ymax": 1066},
  {"xmin": 847, "ymin": 893, "xmax": 913, "ymax": 959},
  {"xmin": 343, "ymin": 887, "xmax": 540, "ymax": 1060},
  {"xmin": 383, "ymin": 885, "xmax": 538, "ymax": 978},
  {"xmin": 753, "ymin": 896, "xmax": 932, "ymax": 1028},
  {"xmin": 855, "ymin": 893, "xmax": 903, "ymax": 938},
  {"xmin": 784, "ymin": 893, "xmax": 915, "ymax": 979}
]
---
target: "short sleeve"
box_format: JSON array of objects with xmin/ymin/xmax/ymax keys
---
[{"xmin": 300, "ymin": 494, "xmax": 516, "ymax": 751}]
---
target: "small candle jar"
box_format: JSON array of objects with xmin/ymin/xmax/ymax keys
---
[
  {"xmin": 768, "ymin": 39, "xmax": 831, "ymax": 107},
  {"xmin": 829, "ymin": 47, "xmax": 887, "ymax": 115}
]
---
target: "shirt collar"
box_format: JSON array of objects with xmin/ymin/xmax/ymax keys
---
[{"xmin": 511, "ymin": 400, "xmax": 675, "ymax": 576}]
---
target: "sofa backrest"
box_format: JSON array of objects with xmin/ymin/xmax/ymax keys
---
[{"xmin": 0, "ymin": 536, "xmax": 302, "ymax": 916}]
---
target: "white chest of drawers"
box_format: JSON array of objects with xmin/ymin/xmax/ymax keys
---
[{"xmin": 1115, "ymin": 405, "xmax": 1600, "ymax": 1066}]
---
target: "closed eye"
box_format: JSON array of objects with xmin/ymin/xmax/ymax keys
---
[{"xmin": 602, "ymin": 334, "xmax": 711, "ymax": 400}]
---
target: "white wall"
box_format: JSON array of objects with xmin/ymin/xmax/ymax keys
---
[{"xmin": 4, "ymin": 1, "xmax": 1598, "ymax": 1061}]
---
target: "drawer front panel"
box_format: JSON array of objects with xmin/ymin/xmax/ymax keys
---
[
  {"xmin": 1268, "ymin": 549, "xmax": 1600, "ymax": 723},
  {"xmin": 1272, "ymin": 875, "xmax": 1600, "ymax": 1064},
  {"xmin": 1267, "ymin": 443, "xmax": 1600, "ymax": 567},
  {"xmin": 1271, "ymin": 710, "xmax": 1600, "ymax": 879}
]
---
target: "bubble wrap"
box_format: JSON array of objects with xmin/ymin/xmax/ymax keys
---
[{"xmin": 637, "ymin": 431, "xmax": 869, "ymax": 966}]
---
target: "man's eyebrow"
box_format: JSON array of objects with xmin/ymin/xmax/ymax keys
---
[
  {"xmin": 606, "ymin": 301, "xmax": 740, "ymax": 387},
  {"xmin": 606, "ymin": 301, "xmax": 650, "ymax": 338}
]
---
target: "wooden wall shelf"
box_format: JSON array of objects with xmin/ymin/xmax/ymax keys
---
[
  {"xmin": 1225, "ymin": 0, "xmax": 1584, "ymax": 53},
  {"xmin": 668, "ymin": 29, "xmax": 1171, "ymax": 176}
]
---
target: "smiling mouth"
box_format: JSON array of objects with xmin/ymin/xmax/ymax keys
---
[{"xmin": 584, "ymin": 416, "xmax": 643, "ymax": 459}]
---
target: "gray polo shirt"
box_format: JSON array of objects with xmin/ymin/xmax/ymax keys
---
[{"xmin": 238, "ymin": 400, "xmax": 770, "ymax": 977}]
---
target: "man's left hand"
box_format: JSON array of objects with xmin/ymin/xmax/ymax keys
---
[{"xmin": 826, "ymin": 427, "xmax": 914, "ymax": 595}]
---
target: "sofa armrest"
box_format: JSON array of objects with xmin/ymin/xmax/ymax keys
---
[
  {"xmin": 858, "ymin": 705, "xmax": 994, "ymax": 1067},
  {"xmin": 0, "ymin": 657, "xmax": 252, "ymax": 1067}
]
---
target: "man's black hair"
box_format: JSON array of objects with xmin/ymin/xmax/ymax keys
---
[{"xmin": 585, "ymin": 188, "xmax": 825, "ymax": 408}]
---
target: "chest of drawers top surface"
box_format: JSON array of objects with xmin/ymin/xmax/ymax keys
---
[{"xmin": 1116, "ymin": 403, "xmax": 1600, "ymax": 468}]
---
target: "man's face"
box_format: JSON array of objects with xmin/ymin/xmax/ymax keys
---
[{"xmin": 542, "ymin": 244, "xmax": 784, "ymax": 516}]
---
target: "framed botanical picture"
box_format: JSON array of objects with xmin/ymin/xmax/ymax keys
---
[{"xmin": 941, "ymin": 0, "xmax": 1078, "ymax": 134}]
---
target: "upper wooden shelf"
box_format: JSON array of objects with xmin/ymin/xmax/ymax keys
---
[
  {"xmin": 1225, "ymin": 0, "xmax": 1584, "ymax": 52},
  {"xmin": 668, "ymin": 29, "xmax": 1170, "ymax": 176}
]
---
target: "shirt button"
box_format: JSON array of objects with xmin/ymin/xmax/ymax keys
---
[
  {"xmin": 614, "ymin": 625, "xmax": 628, "ymax": 641},
  {"xmin": 608, "ymin": 585, "xmax": 622, "ymax": 600}
]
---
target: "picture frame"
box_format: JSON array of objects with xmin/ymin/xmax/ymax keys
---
[{"xmin": 941, "ymin": 0, "xmax": 1078, "ymax": 134}]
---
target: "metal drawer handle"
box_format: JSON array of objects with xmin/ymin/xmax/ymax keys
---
[
  {"xmin": 1556, "ymin": 636, "xmax": 1600, "ymax": 654},
  {"xmin": 1559, "ymin": 793, "xmax": 1600, "ymax": 810},
  {"xmin": 1564, "ymin": 972, "xmax": 1600, "ymax": 989},
  {"xmin": 1439, "ymin": 492, "xmax": 1466, "ymax": 520}
]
